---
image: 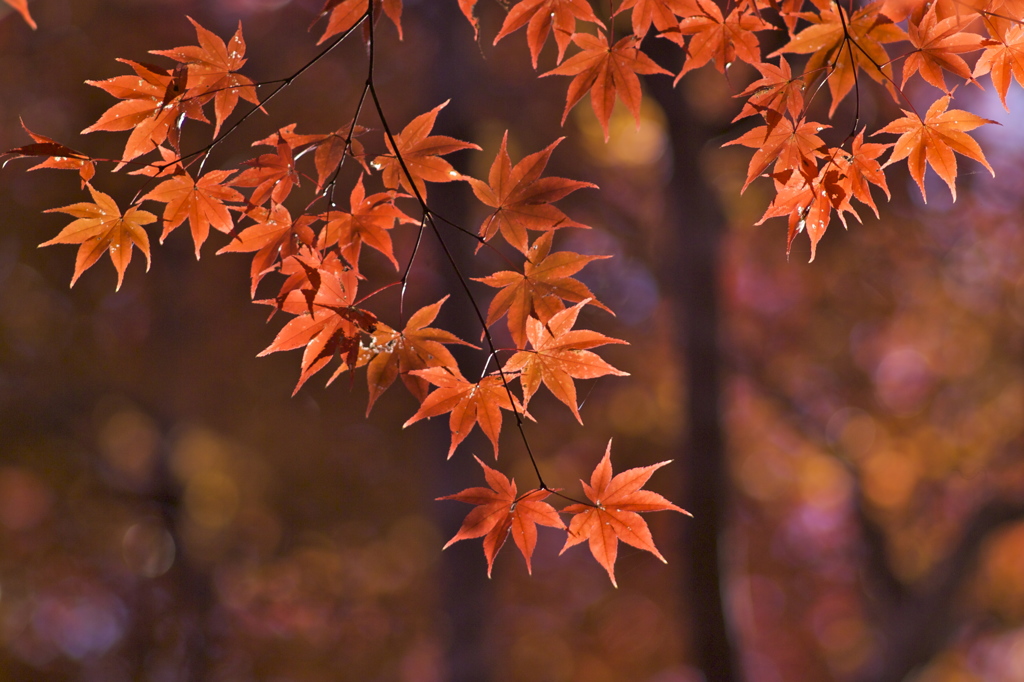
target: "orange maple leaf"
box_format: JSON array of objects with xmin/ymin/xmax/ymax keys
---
[
  {"xmin": 617, "ymin": 0, "xmax": 697, "ymax": 38},
  {"xmin": 217, "ymin": 205, "xmax": 318, "ymax": 295},
  {"xmin": 974, "ymin": 21, "xmax": 1024, "ymax": 110},
  {"xmin": 875, "ymin": 95, "xmax": 996, "ymax": 202},
  {"xmin": 316, "ymin": 0, "xmax": 403, "ymax": 44},
  {"xmin": 42, "ymin": 184, "xmax": 156, "ymax": 291},
  {"xmin": 493, "ymin": 0, "xmax": 603, "ymax": 68},
  {"xmin": 831, "ymin": 130, "xmax": 891, "ymax": 217},
  {"xmin": 232, "ymin": 130, "xmax": 302, "ymax": 208},
  {"xmin": 473, "ymin": 232, "xmax": 611, "ymax": 349},
  {"xmin": 733, "ymin": 56, "xmax": 806, "ymax": 135},
  {"xmin": 143, "ymin": 168, "xmax": 243, "ymax": 258},
  {"xmin": 724, "ymin": 117, "xmax": 829, "ymax": 191},
  {"xmin": 466, "ymin": 133, "xmax": 596, "ymax": 254},
  {"xmin": 541, "ymin": 32, "xmax": 671, "ymax": 141},
  {"xmin": 331, "ymin": 296, "xmax": 477, "ymax": 414},
  {"xmin": 771, "ymin": 1, "xmax": 906, "ymax": 115},
  {"xmin": 83, "ymin": 60, "xmax": 207, "ymax": 162},
  {"xmin": 403, "ymin": 366, "xmax": 528, "ymax": 459},
  {"xmin": 150, "ymin": 18, "xmax": 261, "ymax": 136},
  {"xmin": 318, "ymin": 175, "xmax": 416, "ymax": 271},
  {"xmin": 312, "ymin": 122, "xmax": 370, "ymax": 191},
  {"xmin": 756, "ymin": 164, "xmax": 856, "ymax": 262},
  {"xmin": 901, "ymin": 1, "xmax": 983, "ymax": 92},
  {"xmin": 669, "ymin": 1, "xmax": 771, "ymax": 79},
  {"xmin": 560, "ymin": 441, "xmax": 690, "ymax": 587},
  {"xmin": 258, "ymin": 265, "xmax": 378, "ymax": 394},
  {"xmin": 374, "ymin": 101, "xmax": 480, "ymax": 201},
  {"xmin": 438, "ymin": 456, "xmax": 565, "ymax": 576},
  {"xmin": 505, "ymin": 301, "xmax": 628, "ymax": 423}
]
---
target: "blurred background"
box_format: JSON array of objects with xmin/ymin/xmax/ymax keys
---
[{"xmin": 2, "ymin": 1, "xmax": 1024, "ymax": 681}]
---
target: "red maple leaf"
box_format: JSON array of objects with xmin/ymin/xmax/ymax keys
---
[
  {"xmin": 542, "ymin": 32, "xmax": 671, "ymax": 141},
  {"xmin": 403, "ymin": 366, "xmax": 528, "ymax": 459},
  {"xmin": 466, "ymin": 133, "xmax": 596, "ymax": 254},
  {"xmin": 875, "ymin": 95, "xmax": 996, "ymax": 202},
  {"xmin": 493, "ymin": 0, "xmax": 603, "ymax": 68},
  {"xmin": 438, "ymin": 456, "xmax": 565, "ymax": 576},
  {"xmin": 4, "ymin": 122, "xmax": 96, "ymax": 185},
  {"xmin": 505, "ymin": 300, "xmax": 628, "ymax": 423},
  {"xmin": 150, "ymin": 18, "xmax": 261, "ymax": 136},
  {"xmin": 473, "ymin": 232, "xmax": 611, "ymax": 349},
  {"xmin": 42, "ymin": 184, "xmax": 156, "ymax": 290},
  {"xmin": 560, "ymin": 441, "xmax": 689, "ymax": 587},
  {"xmin": 373, "ymin": 101, "xmax": 480, "ymax": 200}
]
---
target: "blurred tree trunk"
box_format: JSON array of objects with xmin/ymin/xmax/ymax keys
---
[{"xmin": 647, "ymin": 58, "xmax": 742, "ymax": 682}]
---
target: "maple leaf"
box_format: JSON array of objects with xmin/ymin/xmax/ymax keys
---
[
  {"xmin": 974, "ymin": 22, "xmax": 1024, "ymax": 110},
  {"xmin": 901, "ymin": 1, "xmax": 983, "ymax": 92},
  {"xmin": 438, "ymin": 456, "xmax": 565, "ymax": 576},
  {"xmin": 504, "ymin": 300, "xmax": 628, "ymax": 423},
  {"xmin": 41, "ymin": 184, "xmax": 156, "ymax": 290},
  {"xmin": 403, "ymin": 366, "xmax": 528, "ymax": 459},
  {"xmin": 341, "ymin": 296, "xmax": 477, "ymax": 413},
  {"xmin": 217, "ymin": 205, "xmax": 318, "ymax": 295},
  {"xmin": 560, "ymin": 441, "xmax": 689, "ymax": 587},
  {"xmin": 316, "ymin": 0, "xmax": 403, "ymax": 44},
  {"xmin": 318, "ymin": 175, "xmax": 415, "ymax": 271},
  {"xmin": 473, "ymin": 232, "xmax": 611, "ymax": 349},
  {"xmin": 669, "ymin": 2, "xmax": 771, "ymax": 78},
  {"xmin": 732, "ymin": 57, "xmax": 805, "ymax": 135},
  {"xmin": 771, "ymin": 1, "xmax": 906, "ymax": 115},
  {"xmin": 258, "ymin": 265, "xmax": 378, "ymax": 393},
  {"xmin": 312, "ymin": 122, "xmax": 370, "ymax": 191},
  {"xmin": 142, "ymin": 168, "xmax": 243, "ymax": 258},
  {"xmin": 617, "ymin": 0, "xmax": 697, "ymax": 38},
  {"xmin": 373, "ymin": 101, "xmax": 480, "ymax": 201},
  {"xmin": 466, "ymin": 133, "xmax": 596, "ymax": 254},
  {"xmin": 724, "ymin": 117, "xmax": 829, "ymax": 191},
  {"xmin": 150, "ymin": 18, "xmax": 261, "ymax": 136},
  {"xmin": 4, "ymin": 0, "xmax": 34, "ymax": 28},
  {"xmin": 875, "ymin": 95, "xmax": 997, "ymax": 202},
  {"xmin": 541, "ymin": 32, "xmax": 671, "ymax": 141},
  {"xmin": 83, "ymin": 59, "xmax": 207, "ymax": 162},
  {"xmin": 831, "ymin": 130, "xmax": 891, "ymax": 217},
  {"xmin": 493, "ymin": 0, "xmax": 603, "ymax": 68},
  {"xmin": 756, "ymin": 163, "xmax": 857, "ymax": 261},
  {"xmin": 231, "ymin": 131, "xmax": 301, "ymax": 208},
  {"xmin": 4, "ymin": 122, "xmax": 96, "ymax": 185}
]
